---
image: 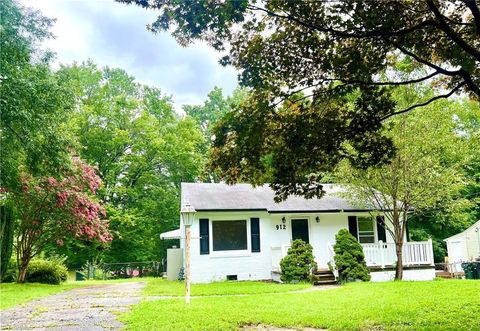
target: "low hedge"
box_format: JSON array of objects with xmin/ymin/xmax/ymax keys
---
[{"xmin": 26, "ymin": 258, "xmax": 68, "ymax": 285}]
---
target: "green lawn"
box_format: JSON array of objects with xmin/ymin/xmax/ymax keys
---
[
  {"xmin": 143, "ymin": 279, "xmax": 311, "ymax": 297},
  {"xmin": 0, "ymin": 278, "xmax": 145, "ymax": 310},
  {"xmin": 123, "ymin": 280, "xmax": 480, "ymax": 331},
  {"xmin": 0, "ymin": 282, "xmax": 86, "ymax": 310}
]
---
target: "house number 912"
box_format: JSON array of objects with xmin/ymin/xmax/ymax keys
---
[{"xmin": 276, "ymin": 224, "xmax": 286, "ymax": 230}]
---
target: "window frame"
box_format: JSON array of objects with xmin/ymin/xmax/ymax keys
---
[
  {"xmin": 210, "ymin": 219, "xmax": 250, "ymax": 253},
  {"xmin": 356, "ymin": 216, "xmax": 376, "ymax": 244}
]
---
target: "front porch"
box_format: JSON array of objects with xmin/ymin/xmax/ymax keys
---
[{"xmin": 271, "ymin": 240, "xmax": 435, "ymax": 272}]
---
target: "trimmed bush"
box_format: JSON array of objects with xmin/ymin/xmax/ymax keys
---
[
  {"xmin": 333, "ymin": 229, "xmax": 370, "ymax": 282},
  {"xmin": 25, "ymin": 258, "xmax": 68, "ymax": 285},
  {"xmin": 280, "ymin": 239, "xmax": 317, "ymax": 283}
]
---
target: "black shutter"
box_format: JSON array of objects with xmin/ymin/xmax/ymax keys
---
[
  {"xmin": 376, "ymin": 216, "xmax": 387, "ymax": 242},
  {"xmin": 348, "ymin": 216, "xmax": 358, "ymax": 240},
  {"xmin": 199, "ymin": 218, "xmax": 209, "ymax": 255},
  {"xmin": 251, "ymin": 217, "xmax": 260, "ymax": 253}
]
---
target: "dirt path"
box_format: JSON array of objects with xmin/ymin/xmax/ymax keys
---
[{"xmin": 0, "ymin": 282, "xmax": 145, "ymax": 331}]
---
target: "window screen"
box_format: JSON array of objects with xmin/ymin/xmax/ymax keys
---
[
  {"xmin": 212, "ymin": 220, "xmax": 247, "ymax": 251},
  {"xmin": 357, "ymin": 217, "xmax": 375, "ymax": 243}
]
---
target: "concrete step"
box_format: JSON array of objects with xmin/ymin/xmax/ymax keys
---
[{"xmin": 314, "ymin": 279, "xmax": 337, "ymax": 285}]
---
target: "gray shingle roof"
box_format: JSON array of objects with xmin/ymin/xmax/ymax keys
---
[{"xmin": 181, "ymin": 183, "xmax": 376, "ymax": 212}]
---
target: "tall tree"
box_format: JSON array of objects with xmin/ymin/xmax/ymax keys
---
[
  {"xmin": 184, "ymin": 86, "xmax": 248, "ymax": 180},
  {"xmin": 119, "ymin": 0, "xmax": 480, "ymax": 199},
  {"xmin": 184, "ymin": 86, "xmax": 248, "ymax": 138},
  {"xmin": 334, "ymin": 88, "xmax": 470, "ymax": 279},
  {"xmin": 57, "ymin": 63, "xmax": 205, "ymax": 263},
  {"xmin": 0, "ymin": 0, "xmax": 75, "ymax": 192},
  {"xmin": 408, "ymin": 99, "xmax": 480, "ymax": 261}
]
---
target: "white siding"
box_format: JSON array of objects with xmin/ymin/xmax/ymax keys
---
[
  {"xmin": 181, "ymin": 211, "xmax": 397, "ymax": 283},
  {"xmin": 446, "ymin": 220, "xmax": 480, "ymax": 263},
  {"xmin": 370, "ymin": 268, "xmax": 436, "ymax": 282},
  {"xmin": 466, "ymin": 229, "xmax": 480, "ymax": 260}
]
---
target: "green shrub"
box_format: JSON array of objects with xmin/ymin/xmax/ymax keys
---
[
  {"xmin": 333, "ymin": 229, "xmax": 370, "ymax": 282},
  {"xmin": 280, "ymin": 239, "xmax": 317, "ymax": 283},
  {"xmin": 2, "ymin": 258, "xmax": 17, "ymax": 282},
  {"xmin": 25, "ymin": 258, "xmax": 68, "ymax": 285}
]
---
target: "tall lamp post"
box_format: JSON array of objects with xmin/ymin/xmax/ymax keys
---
[{"xmin": 181, "ymin": 202, "xmax": 196, "ymax": 304}]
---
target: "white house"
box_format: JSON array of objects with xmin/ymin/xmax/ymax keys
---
[
  {"xmin": 445, "ymin": 220, "xmax": 480, "ymax": 270},
  {"xmin": 164, "ymin": 183, "xmax": 435, "ymax": 283}
]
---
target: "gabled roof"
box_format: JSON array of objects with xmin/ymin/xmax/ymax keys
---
[
  {"xmin": 181, "ymin": 182, "xmax": 378, "ymax": 213},
  {"xmin": 444, "ymin": 220, "xmax": 480, "ymax": 242}
]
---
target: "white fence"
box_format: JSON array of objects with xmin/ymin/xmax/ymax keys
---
[
  {"xmin": 271, "ymin": 245, "xmax": 291, "ymax": 272},
  {"xmin": 362, "ymin": 240, "xmax": 435, "ymax": 267},
  {"xmin": 271, "ymin": 240, "xmax": 434, "ymax": 272}
]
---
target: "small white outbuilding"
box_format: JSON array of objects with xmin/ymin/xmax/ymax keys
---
[{"xmin": 445, "ymin": 220, "xmax": 480, "ymax": 265}]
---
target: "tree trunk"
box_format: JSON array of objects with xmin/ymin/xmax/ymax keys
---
[
  {"xmin": 17, "ymin": 260, "xmax": 29, "ymax": 283},
  {"xmin": 1, "ymin": 206, "xmax": 14, "ymax": 280},
  {"xmin": 395, "ymin": 241, "xmax": 404, "ymax": 280}
]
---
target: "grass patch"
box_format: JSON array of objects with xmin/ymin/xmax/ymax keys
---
[
  {"xmin": 0, "ymin": 282, "xmax": 84, "ymax": 310},
  {"xmin": 122, "ymin": 280, "xmax": 480, "ymax": 330},
  {"xmin": 0, "ymin": 277, "xmax": 150, "ymax": 310},
  {"xmin": 143, "ymin": 279, "xmax": 311, "ymax": 297}
]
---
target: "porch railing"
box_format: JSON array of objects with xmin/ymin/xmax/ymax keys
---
[
  {"xmin": 327, "ymin": 241, "xmax": 339, "ymax": 280},
  {"xmin": 361, "ymin": 239, "xmax": 435, "ymax": 268},
  {"xmin": 271, "ymin": 240, "xmax": 434, "ymax": 273},
  {"xmin": 271, "ymin": 245, "xmax": 291, "ymax": 272}
]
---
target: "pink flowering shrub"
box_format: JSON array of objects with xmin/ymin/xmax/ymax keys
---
[{"xmin": 15, "ymin": 158, "xmax": 111, "ymax": 282}]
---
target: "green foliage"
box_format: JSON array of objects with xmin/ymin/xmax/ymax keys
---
[
  {"xmin": 184, "ymin": 86, "xmax": 248, "ymax": 138},
  {"xmin": 48, "ymin": 62, "xmax": 205, "ymax": 265},
  {"xmin": 280, "ymin": 239, "xmax": 317, "ymax": 283},
  {"xmin": 2, "ymin": 258, "xmax": 17, "ymax": 283},
  {"xmin": 121, "ymin": 0, "xmax": 479, "ymax": 200},
  {"xmin": 333, "ymin": 229, "xmax": 370, "ymax": 282},
  {"xmin": 0, "ymin": 205, "xmax": 14, "ymax": 280},
  {"xmin": 25, "ymin": 258, "xmax": 68, "ymax": 285},
  {"xmin": 0, "ymin": 0, "xmax": 75, "ymax": 191},
  {"xmin": 184, "ymin": 86, "xmax": 248, "ymax": 181},
  {"xmin": 335, "ymin": 84, "xmax": 472, "ymax": 277},
  {"xmin": 408, "ymin": 100, "xmax": 480, "ymax": 262}
]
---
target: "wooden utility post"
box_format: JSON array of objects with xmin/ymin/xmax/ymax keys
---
[
  {"xmin": 185, "ymin": 223, "xmax": 191, "ymax": 304},
  {"xmin": 181, "ymin": 201, "xmax": 195, "ymax": 305}
]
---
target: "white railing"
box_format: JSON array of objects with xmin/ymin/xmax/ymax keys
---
[
  {"xmin": 327, "ymin": 241, "xmax": 339, "ymax": 280},
  {"xmin": 361, "ymin": 239, "xmax": 434, "ymax": 268},
  {"xmin": 271, "ymin": 245, "xmax": 291, "ymax": 272}
]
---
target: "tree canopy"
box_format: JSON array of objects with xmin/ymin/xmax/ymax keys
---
[
  {"xmin": 120, "ymin": 0, "xmax": 480, "ymax": 199},
  {"xmin": 14, "ymin": 158, "xmax": 110, "ymax": 282},
  {"xmin": 1, "ymin": 0, "xmax": 206, "ymax": 274},
  {"xmin": 0, "ymin": 0, "xmax": 75, "ymax": 192},
  {"xmin": 53, "ymin": 62, "xmax": 205, "ymax": 263},
  {"xmin": 334, "ymin": 83, "xmax": 476, "ymax": 276}
]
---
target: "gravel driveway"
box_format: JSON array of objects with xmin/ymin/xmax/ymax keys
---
[{"xmin": 0, "ymin": 282, "xmax": 145, "ymax": 331}]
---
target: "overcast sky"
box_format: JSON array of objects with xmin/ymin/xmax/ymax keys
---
[{"xmin": 22, "ymin": 0, "xmax": 238, "ymax": 108}]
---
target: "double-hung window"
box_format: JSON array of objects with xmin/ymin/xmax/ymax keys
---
[{"xmin": 357, "ymin": 217, "xmax": 375, "ymax": 243}]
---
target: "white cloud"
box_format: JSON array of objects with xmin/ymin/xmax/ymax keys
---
[{"xmin": 21, "ymin": 0, "xmax": 238, "ymax": 109}]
